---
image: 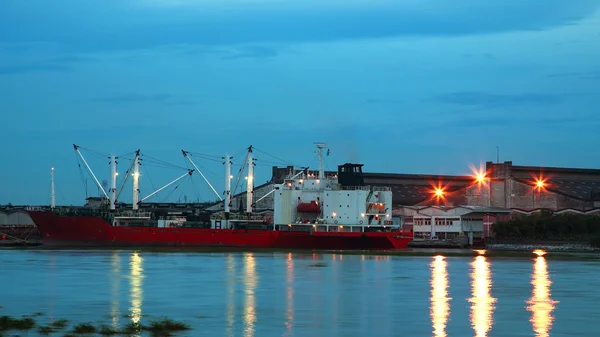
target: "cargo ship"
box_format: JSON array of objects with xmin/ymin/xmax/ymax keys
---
[{"xmin": 27, "ymin": 143, "xmax": 413, "ymax": 250}]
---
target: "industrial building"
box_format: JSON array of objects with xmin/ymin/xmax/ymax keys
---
[
  {"xmin": 204, "ymin": 161, "xmax": 600, "ymax": 238},
  {"xmin": 209, "ymin": 161, "xmax": 600, "ymax": 212}
]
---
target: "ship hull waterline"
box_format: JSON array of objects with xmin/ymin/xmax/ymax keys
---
[{"xmin": 28, "ymin": 211, "xmax": 413, "ymax": 250}]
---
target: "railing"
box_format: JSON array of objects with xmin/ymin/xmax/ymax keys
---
[
  {"xmin": 372, "ymin": 186, "xmax": 392, "ymax": 191},
  {"xmin": 338, "ymin": 185, "xmax": 392, "ymax": 191},
  {"xmin": 114, "ymin": 211, "xmax": 152, "ymax": 218},
  {"xmin": 211, "ymin": 213, "xmax": 266, "ymax": 221},
  {"xmin": 339, "ymin": 186, "xmax": 371, "ymax": 191}
]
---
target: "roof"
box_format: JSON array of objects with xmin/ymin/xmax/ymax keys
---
[
  {"xmin": 399, "ymin": 205, "xmax": 511, "ymax": 212},
  {"xmin": 514, "ymin": 178, "xmax": 600, "ymax": 201},
  {"xmin": 395, "ymin": 204, "xmax": 512, "ymax": 217},
  {"xmin": 365, "ymin": 173, "xmax": 474, "ymax": 205},
  {"xmin": 511, "ymin": 164, "xmax": 600, "ymax": 176}
]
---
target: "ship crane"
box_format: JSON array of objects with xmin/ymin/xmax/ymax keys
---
[
  {"xmin": 73, "ymin": 144, "xmax": 110, "ymax": 202},
  {"xmin": 74, "ymin": 145, "xmax": 196, "ymax": 210},
  {"xmin": 137, "ymin": 169, "xmax": 195, "ymax": 204},
  {"xmin": 181, "ymin": 150, "xmax": 223, "ymax": 201},
  {"xmin": 252, "ymin": 169, "xmax": 306, "ymax": 208}
]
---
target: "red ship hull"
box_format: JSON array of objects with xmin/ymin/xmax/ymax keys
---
[{"xmin": 27, "ymin": 211, "xmax": 413, "ymax": 250}]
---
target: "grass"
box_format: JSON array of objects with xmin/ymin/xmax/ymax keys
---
[
  {"xmin": 145, "ymin": 318, "xmax": 191, "ymax": 332},
  {"xmin": 0, "ymin": 316, "xmax": 36, "ymax": 331},
  {"xmin": 51, "ymin": 318, "xmax": 69, "ymax": 329},
  {"xmin": 37, "ymin": 325, "xmax": 56, "ymax": 335},
  {"xmin": 121, "ymin": 322, "xmax": 144, "ymax": 334},
  {"xmin": 98, "ymin": 324, "xmax": 120, "ymax": 335},
  {"xmin": 72, "ymin": 323, "xmax": 97, "ymax": 334},
  {"xmin": 0, "ymin": 313, "xmax": 193, "ymax": 336}
]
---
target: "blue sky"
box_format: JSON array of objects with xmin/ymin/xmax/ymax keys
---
[{"xmin": 1, "ymin": 0, "xmax": 599, "ymax": 206}]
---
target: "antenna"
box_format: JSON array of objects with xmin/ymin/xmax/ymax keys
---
[
  {"xmin": 314, "ymin": 142, "xmax": 327, "ymax": 179},
  {"xmin": 496, "ymin": 146, "xmax": 499, "ymax": 163}
]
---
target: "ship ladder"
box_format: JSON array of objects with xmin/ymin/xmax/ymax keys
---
[{"xmin": 365, "ymin": 189, "xmax": 374, "ymax": 211}]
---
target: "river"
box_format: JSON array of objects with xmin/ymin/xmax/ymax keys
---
[{"xmin": 1, "ymin": 249, "xmax": 598, "ymax": 336}]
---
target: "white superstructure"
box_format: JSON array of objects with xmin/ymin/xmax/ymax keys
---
[{"xmin": 272, "ymin": 143, "xmax": 393, "ymax": 232}]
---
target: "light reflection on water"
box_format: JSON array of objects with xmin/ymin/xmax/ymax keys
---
[
  {"xmin": 430, "ymin": 255, "xmax": 450, "ymax": 337},
  {"xmin": 427, "ymin": 253, "xmax": 558, "ymax": 337},
  {"xmin": 468, "ymin": 254, "xmax": 496, "ymax": 337},
  {"xmin": 526, "ymin": 255, "xmax": 558, "ymax": 337},
  {"xmin": 0, "ymin": 250, "xmax": 583, "ymax": 337},
  {"xmin": 243, "ymin": 253, "xmax": 257, "ymax": 337},
  {"xmin": 129, "ymin": 252, "xmax": 143, "ymax": 329}
]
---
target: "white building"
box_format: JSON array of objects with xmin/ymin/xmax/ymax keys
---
[{"xmin": 394, "ymin": 205, "xmax": 512, "ymax": 240}]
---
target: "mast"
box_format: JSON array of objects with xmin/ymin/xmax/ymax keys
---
[
  {"xmin": 50, "ymin": 167, "xmax": 56, "ymax": 209},
  {"xmin": 132, "ymin": 152, "xmax": 140, "ymax": 210},
  {"xmin": 224, "ymin": 155, "xmax": 232, "ymax": 216},
  {"xmin": 246, "ymin": 146, "xmax": 254, "ymax": 215},
  {"xmin": 109, "ymin": 154, "xmax": 118, "ymax": 210},
  {"xmin": 315, "ymin": 142, "xmax": 327, "ymax": 180}
]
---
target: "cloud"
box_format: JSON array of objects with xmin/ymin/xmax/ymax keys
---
[
  {"xmin": 0, "ymin": 54, "xmax": 97, "ymax": 75},
  {"xmin": 221, "ymin": 46, "xmax": 279, "ymax": 60},
  {"xmin": 93, "ymin": 93, "xmax": 196, "ymax": 106},
  {"xmin": 0, "ymin": 64, "xmax": 72, "ymax": 75},
  {"xmin": 546, "ymin": 71, "xmax": 600, "ymax": 81},
  {"xmin": 366, "ymin": 98, "xmax": 403, "ymax": 104},
  {"xmin": 462, "ymin": 53, "xmax": 496, "ymax": 61},
  {"xmin": 1, "ymin": 0, "xmax": 598, "ymax": 53},
  {"xmin": 437, "ymin": 113, "xmax": 599, "ymax": 130},
  {"xmin": 432, "ymin": 92, "xmax": 563, "ymax": 108}
]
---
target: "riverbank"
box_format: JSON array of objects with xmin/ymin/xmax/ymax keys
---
[
  {"xmin": 486, "ymin": 242, "xmax": 599, "ymax": 252},
  {"xmin": 0, "ymin": 239, "xmax": 42, "ymax": 247},
  {"xmin": 4, "ymin": 245, "xmax": 600, "ymax": 260}
]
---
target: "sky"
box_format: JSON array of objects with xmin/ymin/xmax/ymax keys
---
[{"xmin": 1, "ymin": 0, "xmax": 599, "ymax": 206}]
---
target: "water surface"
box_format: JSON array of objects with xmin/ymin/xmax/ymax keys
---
[{"xmin": 1, "ymin": 250, "xmax": 598, "ymax": 336}]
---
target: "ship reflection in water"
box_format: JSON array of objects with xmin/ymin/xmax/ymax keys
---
[
  {"xmin": 129, "ymin": 252, "xmax": 144, "ymax": 328},
  {"xmin": 110, "ymin": 252, "xmax": 121, "ymax": 329},
  {"xmin": 226, "ymin": 254, "xmax": 236, "ymax": 337},
  {"xmin": 430, "ymin": 255, "xmax": 451, "ymax": 337},
  {"xmin": 526, "ymin": 251, "xmax": 558, "ymax": 337},
  {"xmin": 244, "ymin": 253, "xmax": 258, "ymax": 337},
  {"xmin": 468, "ymin": 252, "xmax": 496, "ymax": 337}
]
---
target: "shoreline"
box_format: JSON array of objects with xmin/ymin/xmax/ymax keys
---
[{"xmin": 4, "ymin": 244, "xmax": 600, "ymax": 260}]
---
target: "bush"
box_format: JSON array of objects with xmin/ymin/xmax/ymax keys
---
[{"xmin": 493, "ymin": 213, "xmax": 600, "ymax": 241}]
